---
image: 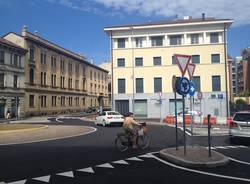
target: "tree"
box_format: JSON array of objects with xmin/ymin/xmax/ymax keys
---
[{"xmin": 235, "ymin": 98, "xmax": 247, "ymax": 105}]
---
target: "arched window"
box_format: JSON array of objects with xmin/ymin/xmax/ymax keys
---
[{"xmin": 29, "ymin": 68, "xmax": 34, "ymax": 84}]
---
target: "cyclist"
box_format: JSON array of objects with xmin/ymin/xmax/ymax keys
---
[{"xmin": 123, "ymin": 112, "xmax": 141, "ymax": 148}]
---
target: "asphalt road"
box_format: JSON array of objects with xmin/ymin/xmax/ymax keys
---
[{"xmin": 0, "ymin": 118, "xmax": 249, "ymax": 184}]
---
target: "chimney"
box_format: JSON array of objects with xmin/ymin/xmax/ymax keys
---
[
  {"xmin": 183, "ymin": 16, "xmax": 192, "ymax": 20},
  {"xmin": 202, "ymin": 13, "xmax": 205, "ymax": 20},
  {"xmin": 21, "ymin": 25, "xmax": 27, "ymax": 36}
]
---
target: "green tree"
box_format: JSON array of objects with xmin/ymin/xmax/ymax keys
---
[{"xmin": 235, "ymin": 98, "xmax": 247, "ymax": 105}]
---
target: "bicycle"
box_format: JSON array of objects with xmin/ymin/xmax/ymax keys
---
[{"xmin": 115, "ymin": 122, "xmax": 150, "ymax": 152}]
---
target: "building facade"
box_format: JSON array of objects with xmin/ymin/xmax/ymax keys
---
[
  {"xmin": 0, "ymin": 38, "xmax": 27, "ymax": 118},
  {"xmin": 104, "ymin": 17, "xmax": 233, "ymax": 118},
  {"xmin": 4, "ymin": 27, "xmax": 109, "ymax": 117}
]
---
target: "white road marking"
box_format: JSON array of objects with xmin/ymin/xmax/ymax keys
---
[
  {"xmin": 139, "ymin": 154, "xmax": 155, "ymax": 158},
  {"xmin": 178, "ymin": 127, "xmax": 192, "ymax": 136},
  {"xmin": 77, "ymin": 167, "xmax": 95, "ymax": 173},
  {"xmin": 32, "ymin": 175, "xmax": 50, "ymax": 183},
  {"xmin": 237, "ymin": 145, "xmax": 248, "ymax": 148},
  {"xmin": 7, "ymin": 180, "xmax": 27, "ymax": 184},
  {"xmin": 126, "ymin": 157, "xmax": 143, "ymax": 161},
  {"xmin": 0, "ymin": 126, "xmax": 97, "ymax": 146},
  {"xmin": 96, "ymin": 163, "xmax": 114, "ymax": 168},
  {"xmin": 229, "ymin": 157, "xmax": 250, "ymax": 165},
  {"xmin": 112, "ymin": 160, "xmax": 129, "ymax": 165},
  {"xmin": 57, "ymin": 171, "xmax": 74, "ymax": 178},
  {"xmin": 55, "ymin": 118, "xmax": 63, "ymax": 123},
  {"xmin": 215, "ymin": 146, "xmax": 229, "ymax": 149},
  {"xmin": 226, "ymin": 146, "xmax": 238, "ymax": 148},
  {"xmin": 149, "ymin": 153, "xmax": 250, "ymax": 182}
]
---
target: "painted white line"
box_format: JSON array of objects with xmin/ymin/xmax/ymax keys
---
[
  {"xmin": 149, "ymin": 153, "xmax": 250, "ymax": 182},
  {"xmin": 237, "ymin": 145, "xmax": 248, "ymax": 148},
  {"xmin": 226, "ymin": 146, "xmax": 238, "ymax": 149},
  {"xmin": 7, "ymin": 180, "xmax": 27, "ymax": 184},
  {"xmin": 77, "ymin": 167, "xmax": 95, "ymax": 173},
  {"xmin": 139, "ymin": 154, "xmax": 155, "ymax": 158},
  {"xmin": 178, "ymin": 127, "xmax": 192, "ymax": 136},
  {"xmin": 96, "ymin": 163, "xmax": 114, "ymax": 168},
  {"xmin": 126, "ymin": 157, "xmax": 143, "ymax": 161},
  {"xmin": 55, "ymin": 118, "xmax": 63, "ymax": 123},
  {"xmin": 57, "ymin": 171, "xmax": 74, "ymax": 178},
  {"xmin": 0, "ymin": 126, "xmax": 97, "ymax": 146},
  {"xmin": 112, "ymin": 160, "xmax": 129, "ymax": 165},
  {"xmin": 32, "ymin": 175, "xmax": 50, "ymax": 183},
  {"xmin": 229, "ymin": 157, "xmax": 250, "ymax": 165},
  {"xmin": 0, "ymin": 182, "xmax": 6, "ymax": 184}
]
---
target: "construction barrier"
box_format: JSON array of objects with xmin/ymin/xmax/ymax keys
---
[
  {"xmin": 203, "ymin": 116, "xmax": 217, "ymax": 125},
  {"xmin": 227, "ymin": 117, "xmax": 233, "ymax": 125},
  {"xmin": 164, "ymin": 115, "xmax": 175, "ymax": 124}
]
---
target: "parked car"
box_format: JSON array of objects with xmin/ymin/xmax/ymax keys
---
[
  {"xmin": 177, "ymin": 110, "xmax": 202, "ymax": 117},
  {"xmin": 95, "ymin": 111, "xmax": 124, "ymax": 127},
  {"xmin": 229, "ymin": 111, "xmax": 250, "ymax": 142},
  {"xmin": 86, "ymin": 107, "xmax": 97, "ymax": 114}
]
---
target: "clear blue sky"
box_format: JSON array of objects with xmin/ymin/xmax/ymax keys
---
[{"xmin": 1, "ymin": 0, "xmax": 250, "ymax": 65}]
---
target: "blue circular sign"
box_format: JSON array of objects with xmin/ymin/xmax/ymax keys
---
[
  {"xmin": 176, "ymin": 77, "xmax": 190, "ymax": 95},
  {"xmin": 189, "ymin": 81, "xmax": 196, "ymax": 96}
]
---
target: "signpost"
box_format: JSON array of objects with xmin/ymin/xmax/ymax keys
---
[
  {"xmin": 197, "ymin": 91, "xmax": 203, "ymax": 125},
  {"xmin": 172, "ymin": 75, "xmax": 178, "ymax": 150},
  {"xmin": 174, "ymin": 54, "xmax": 191, "ymax": 155}
]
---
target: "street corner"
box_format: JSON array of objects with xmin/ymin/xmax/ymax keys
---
[{"xmin": 159, "ymin": 146, "xmax": 229, "ymax": 168}]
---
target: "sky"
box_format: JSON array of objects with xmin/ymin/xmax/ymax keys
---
[{"xmin": 1, "ymin": 0, "xmax": 250, "ymax": 65}]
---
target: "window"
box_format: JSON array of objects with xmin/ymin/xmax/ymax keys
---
[
  {"xmin": 75, "ymin": 64, "xmax": 79, "ymax": 77},
  {"xmin": 169, "ymin": 35, "xmax": 182, "ymax": 45},
  {"xmin": 68, "ymin": 78, "xmax": 72, "ymax": 89},
  {"xmin": 136, "ymin": 78, "xmax": 144, "ymax": 93},
  {"xmin": 135, "ymin": 57, "xmax": 143, "ymax": 66},
  {"xmin": 51, "ymin": 56, "xmax": 56, "ymax": 68},
  {"xmin": 135, "ymin": 37, "xmax": 143, "ymax": 47},
  {"xmin": 153, "ymin": 57, "xmax": 162, "ymax": 66},
  {"xmin": 151, "ymin": 36, "xmax": 163, "ymax": 46},
  {"xmin": 29, "ymin": 48, "xmax": 34, "ymax": 61},
  {"xmin": 60, "ymin": 59, "xmax": 65, "ymax": 72},
  {"xmin": 94, "ymin": 72, "xmax": 96, "ymax": 81},
  {"xmin": 61, "ymin": 96, "xmax": 65, "ymax": 107},
  {"xmin": 212, "ymin": 75, "xmax": 221, "ymax": 91},
  {"xmin": 192, "ymin": 76, "xmax": 200, "ymax": 92},
  {"xmin": 117, "ymin": 58, "xmax": 125, "ymax": 67},
  {"xmin": 52, "ymin": 96, "xmax": 57, "ymax": 107},
  {"xmin": 117, "ymin": 38, "xmax": 125, "ymax": 48},
  {"xmin": 13, "ymin": 75, "xmax": 18, "ymax": 88},
  {"xmin": 134, "ymin": 100, "xmax": 147, "ymax": 117},
  {"xmin": 60, "ymin": 76, "xmax": 65, "ymax": 88},
  {"xmin": 154, "ymin": 77, "xmax": 162, "ymax": 92},
  {"xmin": 41, "ymin": 53, "xmax": 46, "ymax": 65},
  {"xmin": 29, "ymin": 68, "xmax": 34, "ymax": 84},
  {"xmin": 82, "ymin": 78, "xmax": 86, "ymax": 91},
  {"xmin": 82, "ymin": 64, "xmax": 86, "ymax": 76},
  {"xmin": 211, "ymin": 54, "xmax": 220, "ymax": 63},
  {"xmin": 76, "ymin": 97, "xmax": 79, "ymax": 106},
  {"xmin": 192, "ymin": 55, "xmax": 200, "ymax": 64},
  {"xmin": 51, "ymin": 74, "xmax": 56, "ymax": 87},
  {"xmin": 172, "ymin": 55, "xmax": 176, "ymax": 65},
  {"xmin": 90, "ymin": 70, "xmax": 93, "ymax": 80},
  {"xmin": 82, "ymin": 97, "xmax": 85, "ymax": 106},
  {"xmin": 191, "ymin": 34, "xmax": 199, "ymax": 44},
  {"xmin": 75, "ymin": 80, "xmax": 79, "ymax": 90},
  {"xmin": 41, "ymin": 96, "xmax": 46, "ymax": 107},
  {"xmin": 13, "ymin": 54, "xmax": 19, "ymax": 66},
  {"xmin": 118, "ymin": 79, "xmax": 125, "ymax": 93},
  {"xmin": 210, "ymin": 33, "xmax": 219, "ymax": 43},
  {"xmin": 0, "ymin": 73, "xmax": 4, "ymax": 87},
  {"xmin": 69, "ymin": 97, "xmax": 73, "ymax": 106},
  {"xmin": 68, "ymin": 62, "xmax": 72, "ymax": 74},
  {"xmin": 29, "ymin": 95, "xmax": 34, "ymax": 108},
  {"xmin": 0, "ymin": 51, "xmax": 4, "ymax": 64},
  {"xmin": 40, "ymin": 72, "xmax": 46, "ymax": 86}
]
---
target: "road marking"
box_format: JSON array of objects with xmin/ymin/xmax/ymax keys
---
[
  {"xmin": 0, "ymin": 126, "xmax": 97, "ymax": 146},
  {"xmin": 139, "ymin": 154, "xmax": 155, "ymax": 158},
  {"xmin": 77, "ymin": 167, "xmax": 95, "ymax": 173},
  {"xmin": 32, "ymin": 175, "xmax": 50, "ymax": 183},
  {"xmin": 96, "ymin": 163, "xmax": 114, "ymax": 168},
  {"xmin": 7, "ymin": 180, "xmax": 27, "ymax": 184},
  {"xmin": 149, "ymin": 153, "xmax": 250, "ymax": 182},
  {"xmin": 126, "ymin": 157, "xmax": 143, "ymax": 161},
  {"xmin": 229, "ymin": 157, "xmax": 250, "ymax": 165},
  {"xmin": 215, "ymin": 146, "xmax": 229, "ymax": 149},
  {"xmin": 55, "ymin": 117, "xmax": 63, "ymax": 123},
  {"xmin": 237, "ymin": 145, "xmax": 248, "ymax": 148},
  {"xmin": 226, "ymin": 146, "xmax": 238, "ymax": 148},
  {"xmin": 178, "ymin": 127, "xmax": 192, "ymax": 136},
  {"xmin": 57, "ymin": 171, "xmax": 74, "ymax": 178},
  {"xmin": 112, "ymin": 160, "xmax": 129, "ymax": 165}
]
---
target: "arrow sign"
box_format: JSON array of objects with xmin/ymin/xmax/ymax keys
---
[
  {"xmin": 175, "ymin": 54, "xmax": 191, "ymax": 76},
  {"xmin": 187, "ymin": 63, "xmax": 196, "ymax": 80}
]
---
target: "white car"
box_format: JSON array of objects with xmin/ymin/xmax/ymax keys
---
[
  {"xmin": 95, "ymin": 111, "xmax": 124, "ymax": 127},
  {"xmin": 229, "ymin": 111, "xmax": 250, "ymax": 142}
]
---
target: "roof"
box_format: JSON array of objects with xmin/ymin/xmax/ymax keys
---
[
  {"xmin": 0, "ymin": 37, "xmax": 27, "ymax": 53},
  {"xmin": 104, "ymin": 17, "xmax": 234, "ymax": 31},
  {"xmin": 3, "ymin": 31, "xmax": 108, "ymax": 73}
]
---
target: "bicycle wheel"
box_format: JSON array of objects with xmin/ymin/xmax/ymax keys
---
[
  {"xmin": 137, "ymin": 134, "xmax": 150, "ymax": 150},
  {"xmin": 115, "ymin": 136, "xmax": 128, "ymax": 152}
]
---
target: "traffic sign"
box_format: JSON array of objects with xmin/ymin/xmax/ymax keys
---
[
  {"xmin": 172, "ymin": 75, "xmax": 177, "ymax": 92},
  {"xmin": 174, "ymin": 54, "xmax": 192, "ymax": 76},
  {"xmin": 197, "ymin": 91, "xmax": 203, "ymax": 100},
  {"xmin": 189, "ymin": 81, "xmax": 196, "ymax": 96},
  {"xmin": 218, "ymin": 94, "xmax": 223, "ymax": 99},
  {"xmin": 176, "ymin": 77, "xmax": 190, "ymax": 95},
  {"xmin": 187, "ymin": 63, "xmax": 196, "ymax": 80}
]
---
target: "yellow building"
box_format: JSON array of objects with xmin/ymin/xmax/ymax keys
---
[
  {"xmin": 104, "ymin": 16, "xmax": 233, "ymax": 118},
  {"xmin": 4, "ymin": 27, "xmax": 109, "ymax": 117}
]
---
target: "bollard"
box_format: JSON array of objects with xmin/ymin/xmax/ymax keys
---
[{"xmin": 207, "ymin": 114, "xmax": 212, "ymax": 157}]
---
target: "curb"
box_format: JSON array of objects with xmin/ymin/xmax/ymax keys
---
[
  {"xmin": 0, "ymin": 125, "xmax": 49, "ymax": 134},
  {"xmin": 159, "ymin": 146, "xmax": 229, "ymax": 168}
]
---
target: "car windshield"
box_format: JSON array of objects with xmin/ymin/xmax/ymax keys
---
[
  {"xmin": 107, "ymin": 112, "xmax": 120, "ymax": 115},
  {"xmin": 234, "ymin": 113, "xmax": 250, "ymax": 121}
]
